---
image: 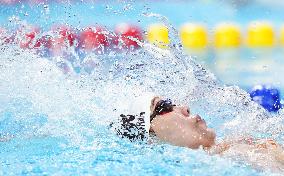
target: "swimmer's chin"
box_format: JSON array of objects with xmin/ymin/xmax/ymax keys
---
[{"xmin": 204, "ymin": 128, "xmax": 217, "ymax": 147}]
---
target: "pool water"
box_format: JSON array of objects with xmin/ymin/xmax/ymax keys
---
[
  {"xmin": 1, "ymin": 1, "xmax": 284, "ymax": 28},
  {"xmin": 0, "ymin": 136, "xmax": 263, "ymax": 175},
  {"xmin": 1, "ymin": 42, "xmax": 283, "ymax": 175},
  {"xmin": 1, "ymin": 1, "xmax": 284, "ymax": 175}
]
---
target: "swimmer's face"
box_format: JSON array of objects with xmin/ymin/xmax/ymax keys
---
[{"xmin": 150, "ymin": 97, "xmax": 216, "ymax": 149}]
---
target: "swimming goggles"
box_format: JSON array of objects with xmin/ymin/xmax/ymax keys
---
[{"xmin": 150, "ymin": 99, "xmax": 175, "ymax": 122}]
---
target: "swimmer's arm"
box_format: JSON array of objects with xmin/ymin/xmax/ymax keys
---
[
  {"xmin": 207, "ymin": 137, "xmax": 255, "ymax": 155},
  {"xmin": 255, "ymin": 139, "xmax": 284, "ymax": 164},
  {"xmin": 269, "ymin": 146, "xmax": 284, "ymax": 165},
  {"xmin": 226, "ymin": 138, "xmax": 284, "ymax": 163}
]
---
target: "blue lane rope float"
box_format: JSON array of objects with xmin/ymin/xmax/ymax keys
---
[{"xmin": 250, "ymin": 85, "xmax": 282, "ymax": 112}]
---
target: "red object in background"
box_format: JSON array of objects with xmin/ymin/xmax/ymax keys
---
[
  {"xmin": 34, "ymin": 34, "xmax": 52, "ymax": 50},
  {"xmin": 79, "ymin": 26, "xmax": 109, "ymax": 53},
  {"xmin": 52, "ymin": 25, "xmax": 77, "ymax": 47},
  {"xmin": 115, "ymin": 23, "xmax": 143, "ymax": 50},
  {"xmin": 15, "ymin": 24, "xmax": 52, "ymax": 52},
  {"xmin": 50, "ymin": 25, "xmax": 78, "ymax": 56},
  {"xmin": 17, "ymin": 25, "xmax": 41, "ymax": 49}
]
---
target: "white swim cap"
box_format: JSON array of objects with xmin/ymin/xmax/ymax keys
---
[
  {"xmin": 111, "ymin": 92, "xmax": 156, "ymax": 141},
  {"xmin": 128, "ymin": 92, "xmax": 155, "ymax": 133}
]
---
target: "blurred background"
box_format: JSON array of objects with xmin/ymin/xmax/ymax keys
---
[{"xmin": 1, "ymin": 0, "xmax": 284, "ymax": 112}]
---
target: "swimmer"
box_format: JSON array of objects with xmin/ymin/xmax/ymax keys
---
[{"xmin": 112, "ymin": 93, "xmax": 284, "ymax": 172}]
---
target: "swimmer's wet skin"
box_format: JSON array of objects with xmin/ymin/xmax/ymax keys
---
[{"xmin": 112, "ymin": 93, "xmax": 284, "ymax": 173}]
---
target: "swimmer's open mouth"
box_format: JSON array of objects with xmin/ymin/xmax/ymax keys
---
[{"xmin": 195, "ymin": 115, "xmax": 207, "ymax": 127}]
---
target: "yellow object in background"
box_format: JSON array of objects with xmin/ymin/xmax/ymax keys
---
[
  {"xmin": 214, "ymin": 23, "xmax": 241, "ymax": 48},
  {"xmin": 280, "ymin": 25, "xmax": 284, "ymax": 46},
  {"xmin": 247, "ymin": 21, "xmax": 274, "ymax": 47},
  {"xmin": 180, "ymin": 23, "xmax": 207, "ymax": 49},
  {"xmin": 147, "ymin": 24, "xmax": 170, "ymax": 48}
]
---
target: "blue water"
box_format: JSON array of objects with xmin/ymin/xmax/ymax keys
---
[
  {"xmin": 1, "ymin": 1, "xmax": 284, "ymax": 29},
  {"xmin": 0, "ymin": 94, "xmax": 263, "ymax": 175},
  {"xmin": 0, "ymin": 136, "xmax": 261, "ymax": 175},
  {"xmin": 1, "ymin": 1, "xmax": 284, "ymax": 175},
  {"xmin": 1, "ymin": 42, "xmax": 282, "ymax": 175}
]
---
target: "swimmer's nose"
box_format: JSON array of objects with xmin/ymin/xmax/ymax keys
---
[{"xmin": 181, "ymin": 106, "xmax": 190, "ymax": 117}]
